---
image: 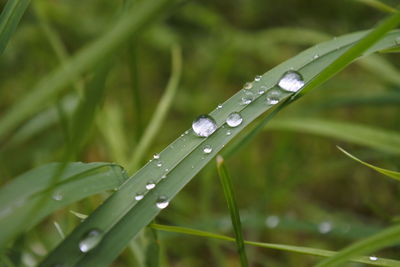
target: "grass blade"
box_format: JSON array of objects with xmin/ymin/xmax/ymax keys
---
[
  {"xmin": 355, "ymin": 0, "xmax": 397, "ymax": 13},
  {"xmin": 0, "ymin": 162, "xmax": 128, "ymax": 250},
  {"xmin": 151, "ymin": 224, "xmax": 400, "ymax": 267},
  {"xmin": 40, "ymin": 25, "xmax": 400, "ymax": 267},
  {"xmin": 0, "ymin": 0, "xmax": 30, "ymax": 54},
  {"xmin": 216, "ymin": 155, "xmax": 248, "ymax": 267},
  {"xmin": 337, "ymin": 146, "xmax": 400, "ymax": 181}
]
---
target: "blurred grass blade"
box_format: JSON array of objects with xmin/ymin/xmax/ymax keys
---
[
  {"xmin": 151, "ymin": 224, "xmax": 400, "ymax": 267},
  {"xmin": 0, "ymin": 0, "xmax": 30, "ymax": 54},
  {"xmin": 316, "ymin": 224, "xmax": 400, "ymax": 267},
  {"xmin": 216, "ymin": 155, "xmax": 248, "ymax": 267},
  {"xmin": 0, "ymin": 0, "xmax": 175, "ymax": 143},
  {"xmin": 0, "ymin": 162, "xmax": 128, "ymax": 250},
  {"xmin": 267, "ymin": 118, "xmax": 400, "ymax": 155},
  {"xmin": 40, "ymin": 25, "xmax": 400, "ymax": 267},
  {"xmin": 337, "ymin": 146, "xmax": 400, "ymax": 181},
  {"xmin": 356, "ymin": 0, "xmax": 397, "ymax": 13},
  {"xmin": 127, "ymin": 44, "xmax": 182, "ymax": 173}
]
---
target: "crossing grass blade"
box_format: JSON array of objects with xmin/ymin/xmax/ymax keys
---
[
  {"xmin": 0, "ymin": 0, "xmax": 176, "ymax": 143},
  {"xmin": 216, "ymin": 155, "xmax": 248, "ymax": 267},
  {"xmin": 267, "ymin": 118, "xmax": 400, "ymax": 155},
  {"xmin": 0, "ymin": 162, "xmax": 129, "ymax": 250},
  {"xmin": 355, "ymin": 0, "xmax": 397, "ymax": 13},
  {"xmin": 150, "ymin": 224, "xmax": 400, "ymax": 267},
  {"xmin": 337, "ymin": 146, "xmax": 400, "ymax": 181},
  {"xmin": 40, "ymin": 13, "xmax": 400, "ymax": 267},
  {"xmin": 0, "ymin": 0, "xmax": 30, "ymax": 55}
]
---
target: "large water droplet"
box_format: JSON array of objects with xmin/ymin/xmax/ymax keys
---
[
  {"xmin": 265, "ymin": 89, "xmax": 281, "ymax": 105},
  {"xmin": 369, "ymin": 256, "xmax": 378, "ymax": 261},
  {"xmin": 318, "ymin": 221, "xmax": 332, "ymax": 234},
  {"xmin": 278, "ymin": 71, "xmax": 305, "ymax": 92},
  {"xmin": 203, "ymin": 145, "xmax": 212, "ymax": 154},
  {"xmin": 52, "ymin": 191, "xmax": 63, "ymax": 201},
  {"xmin": 153, "ymin": 153, "xmax": 160, "ymax": 159},
  {"xmin": 192, "ymin": 115, "xmax": 217, "ymax": 137},
  {"xmin": 254, "ymin": 75, "xmax": 262, "ymax": 82},
  {"xmin": 265, "ymin": 215, "xmax": 280, "ymax": 228},
  {"xmin": 156, "ymin": 196, "xmax": 169, "ymax": 209},
  {"xmin": 79, "ymin": 229, "xmax": 103, "ymax": 253},
  {"xmin": 146, "ymin": 181, "xmax": 156, "ymax": 190},
  {"xmin": 226, "ymin": 112, "xmax": 243, "ymax": 128}
]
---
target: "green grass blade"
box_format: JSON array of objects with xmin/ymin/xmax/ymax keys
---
[
  {"xmin": 151, "ymin": 224, "xmax": 400, "ymax": 267},
  {"xmin": 315, "ymin": 223, "xmax": 400, "ymax": 267},
  {"xmin": 355, "ymin": 0, "xmax": 397, "ymax": 13},
  {"xmin": 40, "ymin": 27, "xmax": 400, "ymax": 266},
  {"xmin": 337, "ymin": 146, "xmax": 400, "ymax": 181},
  {"xmin": 0, "ymin": 0, "xmax": 30, "ymax": 54},
  {"xmin": 0, "ymin": 0, "xmax": 175, "ymax": 142},
  {"xmin": 216, "ymin": 155, "xmax": 248, "ymax": 267},
  {"xmin": 126, "ymin": 44, "xmax": 182, "ymax": 173},
  {"xmin": 0, "ymin": 162, "xmax": 128, "ymax": 250},
  {"xmin": 267, "ymin": 118, "xmax": 400, "ymax": 155}
]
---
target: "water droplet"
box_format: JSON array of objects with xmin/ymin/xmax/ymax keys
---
[
  {"xmin": 203, "ymin": 145, "xmax": 212, "ymax": 154},
  {"xmin": 146, "ymin": 181, "xmax": 156, "ymax": 190},
  {"xmin": 395, "ymin": 37, "xmax": 400, "ymax": 45},
  {"xmin": 52, "ymin": 191, "xmax": 63, "ymax": 201},
  {"xmin": 369, "ymin": 256, "xmax": 378, "ymax": 261},
  {"xmin": 278, "ymin": 71, "xmax": 305, "ymax": 92},
  {"xmin": 318, "ymin": 221, "xmax": 332, "ymax": 234},
  {"xmin": 254, "ymin": 75, "xmax": 262, "ymax": 82},
  {"xmin": 241, "ymin": 97, "xmax": 252, "ymax": 105},
  {"xmin": 156, "ymin": 161, "xmax": 163, "ymax": 167},
  {"xmin": 244, "ymin": 82, "xmax": 253, "ymax": 89},
  {"xmin": 265, "ymin": 89, "xmax": 281, "ymax": 105},
  {"xmin": 226, "ymin": 112, "xmax": 243, "ymax": 128},
  {"xmin": 135, "ymin": 193, "xmax": 144, "ymax": 201},
  {"xmin": 258, "ymin": 86, "xmax": 268, "ymax": 95},
  {"xmin": 165, "ymin": 168, "xmax": 169, "ymax": 172},
  {"xmin": 226, "ymin": 130, "xmax": 231, "ymax": 136},
  {"xmin": 156, "ymin": 196, "xmax": 169, "ymax": 209},
  {"xmin": 161, "ymin": 174, "xmax": 167, "ymax": 179},
  {"xmin": 79, "ymin": 229, "xmax": 103, "ymax": 253},
  {"xmin": 185, "ymin": 130, "xmax": 189, "ymax": 135},
  {"xmin": 192, "ymin": 115, "xmax": 217, "ymax": 137},
  {"xmin": 313, "ymin": 54, "xmax": 319, "ymax": 59},
  {"xmin": 217, "ymin": 104, "xmax": 223, "ymax": 109},
  {"xmin": 265, "ymin": 215, "xmax": 280, "ymax": 228},
  {"xmin": 153, "ymin": 153, "xmax": 160, "ymax": 159},
  {"xmin": 240, "ymin": 90, "xmax": 255, "ymax": 105}
]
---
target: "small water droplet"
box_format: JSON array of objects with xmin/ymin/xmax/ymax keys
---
[
  {"xmin": 254, "ymin": 75, "xmax": 262, "ymax": 82},
  {"xmin": 240, "ymin": 90, "xmax": 255, "ymax": 105},
  {"xmin": 313, "ymin": 54, "xmax": 319, "ymax": 59},
  {"xmin": 165, "ymin": 168, "xmax": 169, "ymax": 172},
  {"xmin": 369, "ymin": 256, "xmax": 378, "ymax": 261},
  {"xmin": 185, "ymin": 130, "xmax": 189, "ymax": 135},
  {"xmin": 318, "ymin": 221, "xmax": 332, "ymax": 234},
  {"xmin": 226, "ymin": 112, "xmax": 243, "ymax": 128},
  {"xmin": 244, "ymin": 82, "xmax": 253, "ymax": 89},
  {"xmin": 156, "ymin": 161, "xmax": 163, "ymax": 167},
  {"xmin": 146, "ymin": 181, "xmax": 156, "ymax": 190},
  {"xmin": 161, "ymin": 174, "xmax": 167, "ymax": 179},
  {"xmin": 240, "ymin": 97, "xmax": 252, "ymax": 105},
  {"xmin": 192, "ymin": 115, "xmax": 217, "ymax": 137},
  {"xmin": 156, "ymin": 196, "xmax": 169, "ymax": 209},
  {"xmin": 135, "ymin": 193, "xmax": 144, "ymax": 201},
  {"xmin": 265, "ymin": 89, "xmax": 281, "ymax": 105},
  {"xmin": 226, "ymin": 130, "xmax": 231, "ymax": 136},
  {"xmin": 153, "ymin": 153, "xmax": 160, "ymax": 159},
  {"xmin": 203, "ymin": 145, "xmax": 212, "ymax": 154},
  {"xmin": 79, "ymin": 229, "xmax": 103, "ymax": 253},
  {"xmin": 265, "ymin": 215, "xmax": 280, "ymax": 228},
  {"xmin": 52, "ymin": 191, "xmax": 63, "ymax": 201},
  {"xmin": 278, "ymin": 71, "xmax": 305, "ymax": 92},
  {"xmin": 217, "ymin": 104, "xmax": 223, "ymax": 109},
  {"xmin": 258, "ymin": 86, "xmax": 268, "ymax": 95}
]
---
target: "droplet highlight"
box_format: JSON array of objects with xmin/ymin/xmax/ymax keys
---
[
  {"xmin": 254, "ymin": 75, "xmax": 262, "ymax": 82},
  {"xmin": 153, "ymin": 153, "xmax": 160, "ymax": 159},
  {"xmin": 203, "ymin": 145, "xmax": 212, "ymax": 154},
  {"xmin": 146, "ymin": 181, "xmax": 156, "ymax": 190},
  {"xmin": 156, "ymin": 196, "xmax": 169, "ymax": 209},
  {"xmin": 226, "ymin": 112, "xmax": 243, "ymax": 128},
  {"xmin": 135, "ymin": 193, "xmax": 144, "ymax": 201},
  {"xmin": 156, "ymin": 161, "xmax": 163, "ymax": 167},
  {"xmin": 278, "ymin": 71, "xmax": 305, "ymax": 92},
  {"xmin": 192, "ymin": 115, "xmax": 217, "ymax": 137},
  {"xmin": 369, "ymin": 256, "xmax": 378, "ymax": 261},
  {"xmin": 79, "ymin": 229, "xmax": 103, "ymax": 253}
]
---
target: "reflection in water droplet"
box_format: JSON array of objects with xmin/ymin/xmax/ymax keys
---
[
  {"xmin": 192, "ymin": 115, "xmax": 217, "ymax": 137},
  {"xmin": 79, "ymin": 229, "xmax": 103, "ymax": 253},
  {"xmin": 369, "ymin": 256, "xmax": 378, "ymax": 261},
  {"xmin": 244, "ymin": 82, "xmax": 253, "ymax": 89},
  {"xmin": 254, "ymin": 75, "xmax": 262, "ymax": 82},
  {"xmin": 265, "ymin": 89, "xmax": 281, "ymax": 105},
  {"xmin": 146, "ymin": 181, "xmax": 156, "ymax": 190},
  {"xmin": 135, "ymin": 193, "xmax": 144, "ymax": 201},
  {"xmin": 52, "ymin": 191, "xmax": 63, "ymax": 201},
  {"xmin": 203, "ymin": 145, "xmax": 212, "ymax": 154},
  {"xmin": 156, "ymin": 196, "xmax": 169, "ymax": 209},
  {"xmin": 153, "ymin": 153, "xmax": 160, "ymax": 159},
  {"xmin": 318, "ymin": 221, "xmax": 332, "ymax": 234},
  {"xmin": 226, "ymin": 112, "xmax": 243, "ymax": 128},
  {"xmin": 265, "ymin": 215, "xmax": 280, "ymax": 228},
  {"xmin": 278, "ymin": 71, "xmax": 305, "ymax": 92}
]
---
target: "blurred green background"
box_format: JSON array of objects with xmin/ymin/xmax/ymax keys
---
[{"xmin": 1, "ymin": 0, "xmax": 400, "ymax": 266}]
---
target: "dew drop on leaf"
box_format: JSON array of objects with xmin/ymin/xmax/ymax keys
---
[
  {"xmin": 203, "ymin": 145, "xmax": 212, "ymax": 154},
  {"xmin": 265, "ymin": 89, "xmax": 282, "ymax": 105},
  {"xmin": 192, "ymin": 115, "xmax": 217, "ymax": 137},
  {"xmin": 146, "ymin": 181, "xmax": 156, "ymax": 190},
  {"xmin": 79, "ymin": 229, "xmax": 103, "ymax": 253},
  {"xmin": 156, "ymin": 196, "xmax": 169, "ymax": 209},
  {"xmin": 278, "ymin": 71, "xmax": 305, "ymax": 92},
  {"xmin": 226, "ymin": 112, "xmax": 243, "ymax": 128}
]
